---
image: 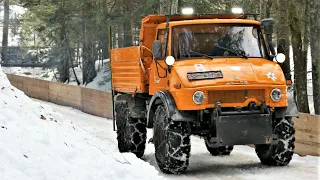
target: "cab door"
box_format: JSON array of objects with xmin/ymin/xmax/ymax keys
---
[{"xmin": 149, "ymin": 29, "xmax": 169, "ymax": 95}]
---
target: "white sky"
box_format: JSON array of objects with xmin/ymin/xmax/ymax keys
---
[{"xmin": 0, "ymin": 5, "xmax": 27, "ymax": 46}]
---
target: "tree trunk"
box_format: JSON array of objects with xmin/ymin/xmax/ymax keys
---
[
  {"xmin": 82, "ymin": 3, "xmax": 97, "ymax": 85},
  {"xmin": 171, "ymin": 0, "xmax": 179, "ymax": 14},
  {"xmin": 265, "ymin": 0, "xmax": 272, "ymax": 18},
  {"xmin": 276, "ymin": 0, "xmax": 291, "ymax": 80},
  {"xmin": 57, "ymin": 13, "xmax": 69, "ymax": 83},
  {"xmin": 1, "ymin": 0, "xmax": 9, "ymax": 64},
  {"xmin": 159, "ymin": 0, "xmax": 172, "ymax": 14},
  {"xmin": 288, "ymin": 1, "xmax": 310, "ymax": 113},
  {"xmin": 260, "ymin": 0, "xmax": 265, "ymax": 18},
  {"xmin": 63, "ymin": 24, "xmax": 80, "ymax": 85},
  {"xmin": 123, "ymin": 21, "xmax": 133, "ymax": 47},
  {"xmin": 225, "ymin": 0, "xmax": 232, "ymax": 12},
  {"xmin": 310, "ymin": 0, "xmax": 320, "ymax": 114},
  {"xmin": 102, "ymin": 35, "xmax": 109, "ymax": 59}
]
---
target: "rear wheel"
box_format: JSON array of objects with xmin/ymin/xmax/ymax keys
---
[
  {"xmin": 255, "ymin": 117, "xmax": 295, "ymax": 166},
  {"xmin": 153, "ymin": 105, "xmax": 191, "ymax": 174},
  {"xmin": 116, "ymin": 101, "xmax": 147, "ymax": 158},
  {"xmin": 205, "ymin": 138, "xmax": 234, "ymax": 156}
]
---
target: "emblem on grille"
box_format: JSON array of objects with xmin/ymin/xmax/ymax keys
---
[{"xmin": 234, "ymin": 76, "xmax": 239, "ymax": 80}]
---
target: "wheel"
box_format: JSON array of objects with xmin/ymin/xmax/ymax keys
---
[
  {"xmin": 255, "ymin": 117, "xmax": 295, "ymax": 166},
  {"xmin": 116, "ymin": 101, "xmax": 147, "ymax": 158},
  {"xmin": 205, "ymin": 138, "xmax": 233, "ymax": 156},
  {"xmin": 153, "ymin": 105, "xmax": 191, "ymax": 174}
]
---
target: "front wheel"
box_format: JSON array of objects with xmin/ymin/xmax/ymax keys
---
[
  {"xmin": 153, "ymin": 105, "xmax": 191, "ymax": 174},
  {"xmin": 255, "ymin": 117, "xmax": 295, "ymax": 166}
]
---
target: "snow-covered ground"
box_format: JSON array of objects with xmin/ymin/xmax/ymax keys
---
[
  {"xmin": 0, "ymin": 67, "xmax": 163, "ymax": 180},
  {"xmin": 1, "ymin": 66, "xmax": 56, "ymax": 81},
  {"xmin": 31, "ymin": 99, "xmax": 320, "ymax": 180},
  {"xmin": 2, "ymin": 59, "xmax": 112, "ymax": 92}
]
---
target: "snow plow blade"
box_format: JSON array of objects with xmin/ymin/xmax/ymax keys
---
[{"xmin": 211, "ymin": 114, "xmax": 274, "ymax": 147}]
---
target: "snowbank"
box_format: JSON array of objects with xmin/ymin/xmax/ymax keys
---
[
  {"xmin": 0, "ymin": 66, "xmax": 163, "ymax": 180},
  {"xmin": 2, "ymin": 67, "xmax": 56, "ymax": 81}
]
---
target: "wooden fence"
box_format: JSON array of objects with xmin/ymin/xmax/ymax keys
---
[
  {"xmin": 6, "ymin": 74, "xmax": 113, "ymax": 118},
  {"xmin": 5, "ymin": 74, "xmax": 320, "ymax": 157}
]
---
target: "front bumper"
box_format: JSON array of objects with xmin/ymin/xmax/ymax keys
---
[
  {"xmin": 171, "ymin": 106, "xmax": 275, "ymax": 146},
  {"xmin": 209, "ymin": 113, "xmax": 274, "ymax": 147}
]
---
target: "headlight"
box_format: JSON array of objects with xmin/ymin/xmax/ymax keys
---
[
  {"xmin": 270, "ymin": 88, "xmax": 282, "ymax": 102},
  {"xmin": 193, "ymin": 91, "xmax": 205, "ymax": 105},
  {"xmin": 165, "ymin": 56, "xmax": 175, "ymax": 66}
]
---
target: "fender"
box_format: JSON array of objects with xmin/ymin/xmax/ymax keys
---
[
  {"xmin": 116, "ymin": 94, "xmax": 146, "ymax": 119},
  {"xmin": 147, "ymin": 90, "xmax": 196, "ymax": 128},
  {"xmin": 274, "ymin": 92, "xmax": 299, "ymax": 118}
]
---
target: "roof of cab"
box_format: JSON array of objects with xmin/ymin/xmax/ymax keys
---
[
  {"xmin": 157, "ymin": 19, "xmax": 261, "ymax": 29},
  {"xmin": 141, "ymin": 14, "xmax": 261, "ymax": 28},
  {"xmin": 142, "ymin": 14, "xmax": 259, "ymax": 22}
]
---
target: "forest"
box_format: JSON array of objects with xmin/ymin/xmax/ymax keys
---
[{"xmin": 0, "ymin": 0, "xmax": 319, "ymax": 115}]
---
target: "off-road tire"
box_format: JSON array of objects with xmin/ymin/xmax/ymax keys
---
[
  {"xmin": 205, "ymin": 138, "xmax": 234, "ymax": 156},
  {"xmin": 153, "ymin": 105, "xmax": 191, "ymax": 174},
  {"xmin": 116, "ymin": 101, "xmax": 147, "ymax": 158},
  {"xmin": 255, "ymin": 117, "xmax": 295, "ymax": 166}
]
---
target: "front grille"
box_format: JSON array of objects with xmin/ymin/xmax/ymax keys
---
[{"xmin": 208, "ymin": 89, "xmax": 266, "ymax": 104}]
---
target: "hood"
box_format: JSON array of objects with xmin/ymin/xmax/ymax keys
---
[{"xmin": 172, "ymin": 58, "xmax": 286, "ymax": 88}]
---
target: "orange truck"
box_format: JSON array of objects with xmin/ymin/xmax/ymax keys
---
[{"xmin": 110, "ymin": 14, "xmax": 298, "ymax": 174}]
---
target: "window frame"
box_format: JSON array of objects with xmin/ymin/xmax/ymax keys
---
[{"xmin": 171, "ymin": 23, "xmax": 269, "ymax": 60}]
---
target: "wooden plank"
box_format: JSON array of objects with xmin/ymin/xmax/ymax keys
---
[
  {"xmin": 49, "ymin": 91, "xmax": 82, "ymax": 109},
  {"xmin": 295, "ymin": 141, "xmax": 320, "ymax": 156},
  {"xmin": 48, "ymin": 82, "xmax": 82, "ymax": 109},
  {"xmin": 81, "ymin": 87, "xmax": 113, "ymax": 119},
  {"xmin": 293, "ymin": 113, "xmax": 320, "ymax": 156}
]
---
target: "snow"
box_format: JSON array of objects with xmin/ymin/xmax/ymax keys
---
[
  {"xmin": 0, "ymin": 66, "xmax": 163, "ymax": 180},
  {"xmin": 1, "ymin": 67, "xmax": 56, "ymax": 81},
  {"xmin": 86, "ymin": 59, "xmax": 111, "ymax": 91},
  {"xmin": 32, "ymin": 99, "xmax": 320, "ymax": 180}
]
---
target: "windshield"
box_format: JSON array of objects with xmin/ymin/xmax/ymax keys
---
[{"xmin": 172, "ymin": 24, "xmax": 267, "ymax": 59}]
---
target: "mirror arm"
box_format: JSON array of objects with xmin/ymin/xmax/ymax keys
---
[
  {"xmin": 266, "ymin": 34, "xmax": 276, "ymax": 56},
  {"xmin": 164, "ymin": 15, "xmax": 170, "ymax": 58},
  {"xmin": 167, "ymin": 66, "xmax": 171, "ymax": 73}
]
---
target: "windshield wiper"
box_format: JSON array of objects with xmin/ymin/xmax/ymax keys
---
[
  {"xmin": 214, "ymin": 44, "xmax": 248, "ymax": 59},
  {"xmin": 182, "ymin": 49, "xmax": 214, "ymax": 59}
]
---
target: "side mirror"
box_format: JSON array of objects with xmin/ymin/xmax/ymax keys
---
[
  {"xmin": 261, "ymin": 18, "xmax": 276, "ymax": 56},
  {"xmin": 277, "ymin": 38, "xmax": 286, "ymax": 54},
  {"xmin": 152, "ymin": 40, "xmax": 162, "ymax": 60},
  {"xmin": 261, "ymin": 18, "xmax": 274, "ymax": 35}
]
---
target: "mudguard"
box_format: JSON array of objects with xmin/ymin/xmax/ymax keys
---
[
  {"xmin": 147, "ymin": 90, "xmax": 196, "ymax": 128},
  {"xmin": 116, "ymin": 94, "xmax": 146, "ymax": 119},
  {"xmin": 275, "ymin": 92, "xmax": 299, "ymax": 118}
]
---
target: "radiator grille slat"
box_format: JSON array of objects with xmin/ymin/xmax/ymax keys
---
[{"xmin": 208, "ymin": 89, "xmax": 265, "ymax": 104}]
